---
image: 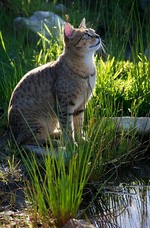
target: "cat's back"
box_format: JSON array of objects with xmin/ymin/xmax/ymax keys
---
[{"xmin": 9, "ymin": 61, "xmax": 57, "ymax": 107}]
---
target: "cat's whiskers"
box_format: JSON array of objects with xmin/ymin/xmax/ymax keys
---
[{"xmin": 100, "ymin": 40, "xmax": 107, "ymax": 55}]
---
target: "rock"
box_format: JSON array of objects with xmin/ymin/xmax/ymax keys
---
[
  {"xmin": 112, "ymin": 117, "xmax": 150, "ymax": 134},
  {"xmin": 55, "ymin": 3, "xmax": 67, "ymax": 13},
  {"xmin": 14, "ymin": 11, "xmax": 65, "ymax": 43},
  {"xmin": 63, "ymin": 219, "xmax": 95, "ymax": 228}
]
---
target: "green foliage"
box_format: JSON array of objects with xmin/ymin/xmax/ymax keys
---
[
  {"xmin": 94, "ymin": 56, "xmax": 150, "ymax": 116},
  {"xmin": 22, "ymin": 141, "xmax": 92, "ymax": 226},
  {"xmin": 20, "ymin": 113, "xmax": 141, "ymax": 226}
]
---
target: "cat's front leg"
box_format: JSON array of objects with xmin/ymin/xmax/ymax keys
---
[
  {"xmin": 73, "ymin": 105, "xmax": 85, "ymax": 142},
  {"xmin": 58, "ymin": 105, "xmax": 76, "ymax": 146}
]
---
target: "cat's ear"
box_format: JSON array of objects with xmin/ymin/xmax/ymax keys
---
[
  {"xmin": 64, "ymin": 22, "xmax": 74, "ymax": 38},
  {"xmin": 79, "ymin": 18, "xmax": 86, "ymax": 29}
]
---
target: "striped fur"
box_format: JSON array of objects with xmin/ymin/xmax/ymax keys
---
[{"xmin": 5, "ymin": 19, "xmax": 101, "ymax": 147}]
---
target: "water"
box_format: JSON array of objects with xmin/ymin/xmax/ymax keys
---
[
  {"xmin": 90, "ymin": 184, "xmax": 150, "ymax": 228},
  {"xmin": 82, "ymin": 163, "xmax": 150, "ymax": 228}
]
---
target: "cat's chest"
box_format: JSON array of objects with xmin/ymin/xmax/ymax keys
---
[
  {"xmin": 73, "ymin": 73, "xmax": 96, "ymax": 110},
  {"xmin": 88, "ymin": 73, "xmax": 96, "ymax": 92}
]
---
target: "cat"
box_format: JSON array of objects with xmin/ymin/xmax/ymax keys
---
[{"xmin": 0, "ymin": 18, "xmax": 101, "ymax": 154}]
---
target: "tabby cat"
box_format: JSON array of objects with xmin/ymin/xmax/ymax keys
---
[{"xmin": 1, "ymin": 18, "xmax": 101, "ymax": 152}]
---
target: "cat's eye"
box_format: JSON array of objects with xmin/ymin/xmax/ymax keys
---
[
  {"xmin": 74, "ymin": 31, "xmax": 93, "ymax": 47},
  {"xmin": 84, "ymin": 33, "xmax": 92, "ymax": 38}
]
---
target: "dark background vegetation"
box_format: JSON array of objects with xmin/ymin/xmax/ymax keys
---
[
  {"xmin": 0, "ymin": 0, "xmax": 150, "ymax": 58},
  {"xmin": 0, "ymin": 0, "xmax": 150, "ymax": 118}
]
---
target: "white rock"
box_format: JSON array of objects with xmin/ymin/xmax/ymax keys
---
[
  {"xmin": 112, "ymin": 117, "xmax": 150, "ymax": 133},
  {"xmin": 63, "ymin": 218, "xmax": 95, "ymax": 228},
  {"xmin": 56, "ymin": 3, "xmax": 67, "ymax": 13},
  {"xmin": 14, "ymin": 11, "xmax": 65, "ymax": 41}
]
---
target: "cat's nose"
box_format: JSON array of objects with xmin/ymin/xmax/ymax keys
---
[
  {"xmin": 96, "ymin": 36, "xmax": 101, "ymax": 44},
  {"xmin": 95, "ymin": 34, "xmax": 100, "ymax": 39}
]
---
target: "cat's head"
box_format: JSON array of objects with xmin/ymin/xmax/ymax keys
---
[{"xmin": 64, "ymin": 18, "xmax": 101, "ymax": 55}]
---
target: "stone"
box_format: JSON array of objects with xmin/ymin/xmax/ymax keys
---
[
  {"xmin": 63, "ymin": 219, "xmax": 95, "ymax": 228},
  {"xmin": 55, "ymin": 3, "xmax": 67, "ymax": 13},
  {"xmin": 14, "ymin": 11, "xmax": 65, "ymax": 43},
  {"xmin": 112, "ymin": 117, "xmax": 150, "ymax": 134}
]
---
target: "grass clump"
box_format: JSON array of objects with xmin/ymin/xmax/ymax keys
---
[
  {"xmin": 94, "ymin": 56, "xmax": 150, "ymax": 117},
  {"xmin": 20, "ymin": 116, "xmax": 142, "ymax": 226},
  {"xmin": 22, "ymin": 141, "xmax": 92, "ymax": 226}
]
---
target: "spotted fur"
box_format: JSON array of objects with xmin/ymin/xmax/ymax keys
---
[{"xmin": 6, "ymin": 18, "xmax": 101, "ymax": 147}]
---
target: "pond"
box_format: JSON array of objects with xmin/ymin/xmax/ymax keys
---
[
  {"xmin": 82, "ymin": 162, "xmax": 150, "ymax": 228},
  {"xmin": 0, "ymin": 155, "xmax": 149, "ymax": 227}
]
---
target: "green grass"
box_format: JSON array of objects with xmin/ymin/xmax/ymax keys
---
[
  {"xmin": 21, "ymin": 114, "xmax": 146, "ymax": 226},
  {"xmin": 20, "ymin": 116, "xmax": 141, "ymax": 226},
  {"xmin": 94, "ymin": 56, "xmax": 150, "ymax": 117},
  {"xmin": 22, "ymin": 141, "xmax": 92, "ymax": 226},
  {"xmin": 0, "ymin": 0, "xmax": 150, "ymax": 226}
]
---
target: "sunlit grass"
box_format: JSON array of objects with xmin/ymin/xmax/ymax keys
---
[
  {"xmin": 21, "ymin": 115, "xmax": 141, "ymax": 226},
  {"xmin": 94, "ymin": 56, "xmax": 150, "ymax": 117},
  {"xmin": 19, "ymin": 108, "xmax": 141, "ymax": 224},
  {"xmin": 22, "ymin": 138, "xmax": 92, "ymax": 226}
]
